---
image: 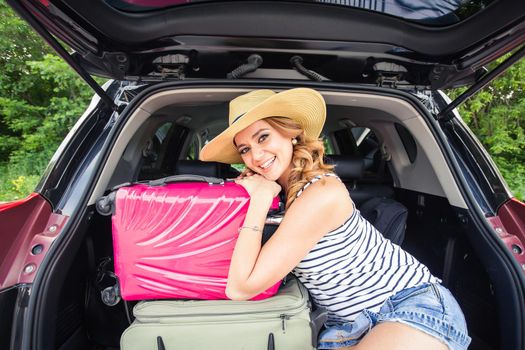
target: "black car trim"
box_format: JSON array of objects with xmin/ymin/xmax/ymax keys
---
[
  {"xmin": 438, "ymin": 44, "xmax": 525, "ymax": 119},
  {"xmin": 7, "ymin": 0, "xmax": 525, "ymax": 89},
  {"xmin": 0, "ymin": 285, "xmax": 19, "ymax": 349},
  {"xmin": 425, "ymin": 95, "xmax": 525, "ymax": 350},
  {"xmin": 58, "ymin": 0, "xmax": 524, "ymax": 56},
  {"xmin": 433, "ymin": 91, "xmax": 512, "ymax": 212}
]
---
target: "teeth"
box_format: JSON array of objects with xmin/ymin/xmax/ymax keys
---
[{"xmin": 261, "ymin": 157, "xmax": 275, "ymax": 169}]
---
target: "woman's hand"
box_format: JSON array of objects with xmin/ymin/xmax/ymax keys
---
[{"xmin": 235, "ymin": 172, "xmax": 281, "ymax": 202}]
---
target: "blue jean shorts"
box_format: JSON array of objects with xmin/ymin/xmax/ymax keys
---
[{"xmin": 317, "ymin": 283, "xmax": 471, "ymax": 350}]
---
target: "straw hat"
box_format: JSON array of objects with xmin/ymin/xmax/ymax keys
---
[{"xmin": 199, "ymin": 88, "xmax": 326, "ymax": 164}]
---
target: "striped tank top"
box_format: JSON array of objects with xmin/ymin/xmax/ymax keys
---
[{"xmin": 292, "ymin": 173, "xmax": 439, "ymax": 325}]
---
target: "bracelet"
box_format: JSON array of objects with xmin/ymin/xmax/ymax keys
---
[{"xmin": 238, "ymin": 225, "xmax": 262, "ymax": 233}]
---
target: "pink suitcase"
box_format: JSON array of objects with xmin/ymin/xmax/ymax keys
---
[{"xmin": 96, "ymin": 175, "xmax": 281, "ymax": 301}]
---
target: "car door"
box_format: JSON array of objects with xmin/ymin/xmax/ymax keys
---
[
  {"xmin": 0, "ymin": 77, "xmax": 122, "ymax": 348},
  {"xmin": 0, "ymin": 195, "xmax": 53, "ymax": 349}
]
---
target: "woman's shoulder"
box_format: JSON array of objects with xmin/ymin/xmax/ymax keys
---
[
  {"xmin": 296, "ymin": 173, "xmax": 350, "ymax": 205},
  {"xmin": 287, "ymin": 173, "xmax": 353, "ymax": 232},
  {"xmin": 296, "ymin": 173, "xmax": 346, "ymax": 198}
]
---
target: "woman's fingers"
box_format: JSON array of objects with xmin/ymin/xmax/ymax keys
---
[
  {"xmin": 238, "ymin": 170, "xmax": 256, "ymax": 179},
  {"xmin": 240, "ymin": 168, "xmax": 250, "ymax": 177}
]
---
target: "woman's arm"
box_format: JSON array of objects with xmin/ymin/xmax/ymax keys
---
[
  {"xmin": 226, "ymin": 175, "xmax": 353, "ymax": 300},
  {"xmin": 225, "ymin": 191, "xmax": 273, "ymax": 300}
]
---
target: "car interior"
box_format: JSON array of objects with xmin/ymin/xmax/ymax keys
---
[{"xmin": 43, "ymin": 88, "xmax": 500, "ymax": 349}]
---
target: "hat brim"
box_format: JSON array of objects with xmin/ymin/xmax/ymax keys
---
[{"xmin": 199, "ymin": 88, "xmax": 326, "ymax": 164}]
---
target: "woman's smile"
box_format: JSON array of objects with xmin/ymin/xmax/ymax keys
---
[{"xmin": 259, "ymin": 156, "xmax": 276, "ymax": 170}]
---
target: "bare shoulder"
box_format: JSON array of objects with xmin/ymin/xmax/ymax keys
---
[
  {"xmin": 284, "ymin": 175, "xmax": 353, "ymax": 233},
  {"xmin": 298, "ymin": 175, "xmax": 350, "ymax": 204}
]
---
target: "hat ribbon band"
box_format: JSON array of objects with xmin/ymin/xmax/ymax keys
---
[{"xmin": 231, "ymin": 112, "xmax": 246, "ymax": 125}]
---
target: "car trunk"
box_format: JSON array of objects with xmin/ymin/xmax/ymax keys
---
[
  {"xmin": 45, "ymin": 188, "xmax": 499, "ymax": 349},
  {"xmin": 27, "ymin": 84, "xmax": 521, "ymax": 350}
]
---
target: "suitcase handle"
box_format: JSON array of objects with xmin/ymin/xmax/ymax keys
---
[
  {"xmin": 149, "ymin": 174, "xmax": 224, "ymax": 186},
  {"xmin": 96, "ymin": 175, "xmax": 225, "ymax": 215}
]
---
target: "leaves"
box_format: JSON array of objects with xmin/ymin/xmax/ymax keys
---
[
  {"xmin": 0, "ymin": 4, "xmax": 94, "ymax": 201},
  {"xmin": 0, "ymin": 2, "xmax": 523, "ymax": 204},
  {"xmin": 448, "ymin": 54, "xmax": 525, "ymax": 200}
]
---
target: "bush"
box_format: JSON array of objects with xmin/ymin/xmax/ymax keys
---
[
  {"xmin": 448, "ymin": 55, "xmax": 525, "ymax": 201},
  {"xmin": 0, "ymin": 164, "xmax": 40, "ymax": 201}
]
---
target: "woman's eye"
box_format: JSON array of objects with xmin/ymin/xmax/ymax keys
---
[
  {"xmin": 239, "ymin": 147, "xmax": 249, "ymax": 155},
  {"xmin": 258, "ymin": 134, "xmax": 269, "ymax": 143}
]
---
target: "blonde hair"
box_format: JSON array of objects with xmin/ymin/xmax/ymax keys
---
[{"xmin": 263, "ymin": 117, "xmax": 334, "ymax": 209}]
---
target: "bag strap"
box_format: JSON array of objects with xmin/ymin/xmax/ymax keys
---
[{"xmin": 310, "ymin": 306, "xmax": 328, "ymax": 348}]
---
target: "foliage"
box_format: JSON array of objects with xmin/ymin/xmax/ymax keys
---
[
  {"xmin": 0, "ymin": 2, "xmax": 523, "ymax": 204},
  {"xmin": 0, "ymin": 3, "xmax": 93, "ymax": 201},
  {"xmin": 448, "ymin": 55, "xmax": 525, "ymax": 201}
]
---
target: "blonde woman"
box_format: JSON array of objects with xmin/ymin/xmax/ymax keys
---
[{"xmin": 200, "ymin": 88, "xmax": 471, "ymax": 350}]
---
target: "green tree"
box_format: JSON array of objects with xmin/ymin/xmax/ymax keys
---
[
  {"xmin": 0, "ymin": 2, "xmax": 523, "ymax": 203},
  {"xmin": 448, "ymin": 56, "xmax": 525, "ymax": 200},
  {"xmin": 0, "ymin": 3, "xmax": 94, "ymax": 201}
]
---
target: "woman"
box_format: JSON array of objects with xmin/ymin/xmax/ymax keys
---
[{"xmin": 199, "ymin": 88, "xmax": 471, "ymax": 350}]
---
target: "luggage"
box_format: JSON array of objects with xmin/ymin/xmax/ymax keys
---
[
  {"xmin": 359, "ymin": 197, "xmax": 408, "ymax": 245},
  {"xmin": 120, "ymin": 277, "xmax": 324, "ymax": 350},
  {"xmin": 96, "ymin": 175, "xmax": 282, "ymax": 301}
]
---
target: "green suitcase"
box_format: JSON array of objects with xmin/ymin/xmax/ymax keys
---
[{"xmin": 120, "ymin": 277, "xmax": 325, "ymax": 350}]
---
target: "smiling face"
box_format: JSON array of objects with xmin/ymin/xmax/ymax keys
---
[{"xmin": 234, "ymin": 119, "xmax": 295, "ymax": 185}]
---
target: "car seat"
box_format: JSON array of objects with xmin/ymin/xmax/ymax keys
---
[
  {"xmin": 327, "ymin": 155, "xmax": 407, "ymax": 246},
  {"xmin": 174, "ymin": 159, "xmax": 240, "ymax": 179}
]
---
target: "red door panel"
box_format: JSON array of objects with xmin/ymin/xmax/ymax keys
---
[
  {"xmin": 0, "ymin": 194, "xmax": 52, "ymax": 289},
  {"xmin": 497, "ymin": 198, "xmax": 525, "ymax": 271}
]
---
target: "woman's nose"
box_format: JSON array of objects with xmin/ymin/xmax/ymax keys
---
[{"xmin": 252, "ymin": 146, "xmax": 264, "ymax": 160}]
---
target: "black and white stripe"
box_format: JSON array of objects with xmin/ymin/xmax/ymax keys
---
[{"xmin": 292, "ymin": 174, "xmax": 439, "ymax": 324}]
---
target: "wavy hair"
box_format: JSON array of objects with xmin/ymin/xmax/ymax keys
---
[{"xmin": 263, "ymin": 117, "xmax": 334, "ymax": 209}]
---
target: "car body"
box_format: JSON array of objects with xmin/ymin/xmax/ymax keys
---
[{"xmin": 1, "ymin": 0, "xmax": 525, "ymax": 349}]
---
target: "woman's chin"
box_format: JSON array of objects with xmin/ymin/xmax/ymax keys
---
[
  {"xmin": 260, "ymin": 170, "xmax": 280, "ymax": 182},
  {"xmin": 254, "ymin": 162, "xmax": 284, "ymax": 181},
  {"xmin": 261, "ymin": 173, "xmax": 277, "ymax": 181}
]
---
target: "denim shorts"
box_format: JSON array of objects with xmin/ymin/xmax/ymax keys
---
[{"xmin": 317, "ymin": 283, "xmax": 471, "ymax": 350}]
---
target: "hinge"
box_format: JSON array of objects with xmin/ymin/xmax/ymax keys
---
[
  {"xmin": 376, "ymin": 75, "xmax": 399, "ymax": 88},
  {"xmin": 374, "ymin": 62, "xmax": 407, "ymax": 88},
  {"xmin": 152, "ymin": 54, "xmax": 190, "ymax": 79}
]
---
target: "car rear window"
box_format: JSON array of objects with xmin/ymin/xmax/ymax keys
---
[{"xmin": 105, "ymin": 0, "xmax": 495, "ymax": 26}]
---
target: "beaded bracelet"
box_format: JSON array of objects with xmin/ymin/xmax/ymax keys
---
[{"xmin": 238, "ymin": 225, "xmax": 262, "ymax": 233}]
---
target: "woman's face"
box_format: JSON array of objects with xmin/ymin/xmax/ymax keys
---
[{"xmin": 234, "ymin": 120, "xmax": 294, "ymax": 183}]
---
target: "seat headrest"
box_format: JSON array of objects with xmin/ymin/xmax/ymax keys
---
[
  {"xmin": 174, "ymin": 160, "xmax": 240, "ymax": 178},
  {"xmin": 326, "ymin": 155, "xmax": 364, "ymax": 180}
]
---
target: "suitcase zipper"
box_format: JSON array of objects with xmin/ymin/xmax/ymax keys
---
[
  {"xmin": 135, "ymin": 280, "xmax": 308, "ymax": 319},
  {"xmin": 138, "ymin": 306, "xmax": 306, "ymax": 321},
  {"xmin": 280, "ymin": 314, "xmax": 291, "ymax": 333}
]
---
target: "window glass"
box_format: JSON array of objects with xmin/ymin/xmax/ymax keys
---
[
  {"xmin": 105, "ymin": 0, "xmax": 494, "ymax": 26},
  {"xmin": 322, "ymin": 133, "xmax": 334, "ymax": 154},
  {"xmin": 137, "ymin": 122, "xmax": 174, "ymax": 180},
  {"xmin": 332, "ymin": 126, "xmax": 384, "ymax": 175},
  {"xmin": 350, "ymin": 127, "xmax": 371, "ymax": 147}
]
